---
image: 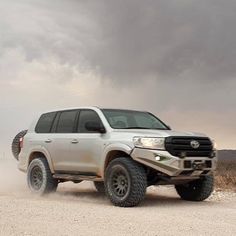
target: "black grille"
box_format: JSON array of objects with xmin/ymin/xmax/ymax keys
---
[{"xmin": 165, "ymin": 136, "xmax": 213, "ymax": 157}]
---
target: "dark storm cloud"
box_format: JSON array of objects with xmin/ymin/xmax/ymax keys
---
[
  {"xmin": 1, "ymin": 0, "xmax": 236, "ymax": 82},
  {"xmin": 85, "ymin": 0, "xmax": 236, "ymax": 81}
]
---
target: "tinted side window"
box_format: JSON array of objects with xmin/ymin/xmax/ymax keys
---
[
  {"xmin": 35, "ymin": 112, "xmax": 56, "ymax": 133},
  {"xmin": 56, "ymin": 110, "xmax": 78, "ymax": 133},
  {"xmin": 78, "ymin": 110, "xmax": 102, "ymax": 133},
  {"xmin": 51, "ymin": 112, "xmax": 60, "ymax": 133}
]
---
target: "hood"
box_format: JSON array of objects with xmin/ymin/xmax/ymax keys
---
[{"xmin": 112, "ymin": 129, "xmax": 207, "ymax": 138}]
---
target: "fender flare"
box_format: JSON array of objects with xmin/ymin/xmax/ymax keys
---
[
  {"xmin": 100, "ymin": 143, "xmax": 133, "ymax": 177},
  {"xmin": 27, "ymin": 146, "xmax": 55, "ymax": 173}
]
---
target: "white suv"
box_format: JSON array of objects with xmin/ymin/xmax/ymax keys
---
[{"xmin": 12, "ymin": 107, "xmax": 217, "ymax": 207}]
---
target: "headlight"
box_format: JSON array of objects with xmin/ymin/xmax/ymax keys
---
[
  {"xmin": 211, "ymin": 139, "xmax": 217, "ymax": 150},
  {"xmin": 133, "ymin": 137, "xmax": 165, "ymax": 150}
]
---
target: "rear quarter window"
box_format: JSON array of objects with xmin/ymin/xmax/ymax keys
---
[{"xmin": 35, "ymin": 112, "xmax": 57, "ymax": 133}]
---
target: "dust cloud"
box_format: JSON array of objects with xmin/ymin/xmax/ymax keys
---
[
  {"xmin": 0, "ymin": 158, "xmax": 27, "ymax": 193},
  {"xmin": 0, "ymin": 157, "xmax": 97, "ymax": 200}
]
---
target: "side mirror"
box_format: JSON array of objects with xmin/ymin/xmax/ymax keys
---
[
  {"xmin": 85, "ymin": 121, "xmax": 106, "ymax": 133},
  {"xmin": 167, "ymin": 125, "xmax": 171, "ymax": 130}
]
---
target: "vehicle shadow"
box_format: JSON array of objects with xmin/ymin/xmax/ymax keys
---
[
  {"xmin": 53, "ymin": 188, "xmax": 108, "ymax": 205},
  {"xmin": 54, "ymin": 186, "xmax": 216, "ymax": 207},
  {"xmin": 141, "ymin": 193, "xmax": 215, "ymax": 207}
]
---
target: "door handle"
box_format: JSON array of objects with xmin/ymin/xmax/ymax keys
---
[
  {"xmin": 45, "ymin": 139, "xmax": 52, "ymax": 143},
  {"xmin": 71, "ymin": 139, "xmax": 79, "ymax": 144}
]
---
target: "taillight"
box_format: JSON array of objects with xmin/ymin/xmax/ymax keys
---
[{"xmin": 19, "ymin": 137, "xmax": 24, "ymax": 149}]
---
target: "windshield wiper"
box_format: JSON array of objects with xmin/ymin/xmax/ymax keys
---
[
  {"xmin": 121, "ymin": 127, "xmax": 152, "ymax": 129},
  {"xmin": 118, "ymin": 127, "xmax": 168, "ymax": 130}
]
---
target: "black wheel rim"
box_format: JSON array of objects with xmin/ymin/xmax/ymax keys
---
[
  {"xmin": 30, "ymin": 166, "xmax": 43, "ymax": 190},
  {"xmin": 109, "ymin": 166, "xmax": 130, "ymax": 199}
]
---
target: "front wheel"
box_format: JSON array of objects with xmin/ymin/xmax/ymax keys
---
[
  {"xmin": 27, "ymin": 158, "xmax": 58, "ymax": 194},
  {"xmin": 105, "ymin": 157, "xmax": 147, "ymax": 207},
  {"xmin": 175, "ymin": 175, "xmax": 214, "ymax": 201}
]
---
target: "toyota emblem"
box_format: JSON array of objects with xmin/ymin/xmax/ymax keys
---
[{"xmin": 190, "ymin": 140, "xmax": 200, "ymax": 149}]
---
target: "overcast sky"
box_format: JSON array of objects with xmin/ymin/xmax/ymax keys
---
[{"xmin": 0, "ymin": 0, "xmax": 236, "ymax": 157}]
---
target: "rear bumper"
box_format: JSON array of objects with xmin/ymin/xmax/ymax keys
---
[
  {"xmin": 17, "ymin": 152, "xmax": 28, "ymax": 173},
  {"xmin": 131, "ymin": 148, "xmax": 217, "ymax": 177}
]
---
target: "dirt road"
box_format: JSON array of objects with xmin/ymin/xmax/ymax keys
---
[{"xmin": 0, "ymin": 160, "xmax": 235, "ymax": 236}]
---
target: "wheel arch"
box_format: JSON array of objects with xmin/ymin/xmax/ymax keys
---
[
  {"xmin": 101, "ymin": 144, "xmax": 133, "ymax": 177},
  {"xmin": 28, "ymin": 148, "xmax": 54, "ymax": 173}
]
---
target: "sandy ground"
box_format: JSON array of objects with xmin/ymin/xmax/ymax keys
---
[{"xmin": 0, "ymin": 160, "xmax": 236, "ymax": 236}]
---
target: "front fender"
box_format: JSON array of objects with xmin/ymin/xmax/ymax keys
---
[{"xmin": 99, "ymin": 143, "xmax": 133, "ymax": 177}]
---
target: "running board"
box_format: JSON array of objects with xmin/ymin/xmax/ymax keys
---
[{"xmin": 53, "ymin": 173, "xmax": 101, "ymax": 181}]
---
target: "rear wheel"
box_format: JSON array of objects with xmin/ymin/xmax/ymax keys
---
[
  {"xmin": 105, "ymin": 157, "xmax": 147, "ymax": 207},
  {"xmin": 27, "ymin": 158, "xmax": 58, "ymax": 194},
  {"xmin": 94, "ymin": 181, "xmax": 105, "ymax": 193},
  {"xmin": 175, "ymin": 175, "xmax": 214, "ymax": 201}
]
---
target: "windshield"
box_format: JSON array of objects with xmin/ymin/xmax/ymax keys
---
[{"xmin": 102, "ymin": 109, "xmax": 169, "ymax": 130}]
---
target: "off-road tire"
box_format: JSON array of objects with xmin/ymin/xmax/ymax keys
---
[
  {"xmin": 147, "ymin": 168, "xmax": 159, "ymax": 186},
  {"xmin": 11, "ymin": 130, "xmax": 28, "ymax": 160},
  {"xmin": 94, "ymin": 181, "xmax": 105, "ymax": 193},
  {"xmin": 27, "ymin": 158, "xmax": 58, "ymax": 194},
  {"xmin": 105, "ymin": 157, "xmax": 147, "ymax": 207},
  {"xmin": 175, "ymin": 175, "xmax": 214, "ymax": 201}
]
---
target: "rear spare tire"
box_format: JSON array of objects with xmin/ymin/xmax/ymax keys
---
[{"xmin": 11, "ymin": 130, "xmax": 28, "ymax": 160}]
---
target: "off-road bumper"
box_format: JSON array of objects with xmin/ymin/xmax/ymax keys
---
[{"xmin": 131, "ymin": 148, "xmax": 217, "ymax": 177}]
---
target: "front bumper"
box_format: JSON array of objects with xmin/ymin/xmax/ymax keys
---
[{"xmin": 131, "ymin": 148, "xmax": 217, "ymax": 177}]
